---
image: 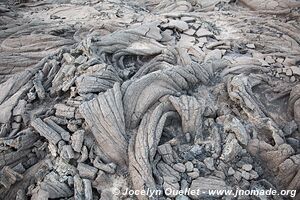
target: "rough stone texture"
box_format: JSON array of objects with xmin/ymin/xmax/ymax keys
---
[
  {"xmin": 189, "ymin": 177, "xmax": 230, "ymax": 199},
  {"xmin": 79, "ymin": 83, "xmax": 128, "ymax": 166},
  {"xmin": 0, "ymin": 0, "xmax": 299, "ymax": 200}
]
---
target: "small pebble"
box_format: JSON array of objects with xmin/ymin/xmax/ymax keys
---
[
  {"xmin": 185, "ymin": 132, "xmax": 191, "ymax": 143},
  {"xmin": 242, "ymin": 164, "xmax": 252, "ymax": 172},
  {"xmin": 265, "ymin": 56, "xmax": 275, "ymax": 64},
  {"xmin": 173, "ymin": 163, "xmax": 186, "ymax": 173},
  {"xmin": 249, "ymin": 170, "xmax": 259, "ymax": 179},
  {"xmin": 204, "ymin": 157, "xmax": 215, "ymax": 171},
  {"xmin": 290, "ymin": 76, "xmax": 296, "ymax": 82},
  {"xmin": 228, "ymin": 167, "xmax": 235, "ymax": 176},
  {"xmin": 241, "ymin": 171, "xmax": 250, "ymax": 180},
  {"xmin": 234, "ymin": 171, "xmax": 242, "ymax": 182},
  {"xmin": 246, "ymin": 44, "xmax": 255, "ymax": 49},
  {"xmin": 286, "ymin": 69, "xmax": 293, "ymax": 76},
  {"xmin": 187, "ymin": 171, "xmax": 199, "ymax": 179},
  {"xmin": 185, "ymin": 161, "xmax": 194, "ymax": 172}
]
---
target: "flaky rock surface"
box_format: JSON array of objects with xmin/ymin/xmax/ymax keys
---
[{"xmin": 0, "ymin": 0, "xmax": 300, "ymax": 199}]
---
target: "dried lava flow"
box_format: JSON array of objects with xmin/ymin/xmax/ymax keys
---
[{"xmin": 0, "ymin": 0, "xmax": 300, "ymax": 199}]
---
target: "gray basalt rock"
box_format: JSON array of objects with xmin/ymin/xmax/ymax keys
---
[
  {"xmin": 79, "ymin": 82, "xmax": 128, "ymax": 166},
  {"xmin": 36, "ymin": 172, "xmax": 73, "ymax": 199},
  {"xmin": 223, "ymin": 115, "xmax": 250, "ymax": 146},
  {"xmin": 0, "ymin": 1, "xmax": 300, "ymax": 199},
  {"xmin": 31, "ymin": 118, "xmax": 62, "ymax": 145},
  {"xmin": 123, "ymin": 61, "xmax": 213, "ymax": 129},
  {"xmin": 189, "ymin": 177, "xmax": 230, "ymax": 199}
]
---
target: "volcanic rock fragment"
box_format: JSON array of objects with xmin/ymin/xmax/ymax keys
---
[
  {"xmin": 79, "ymin": 82, "xmax": 127, "ymax": 166},
  {"xmin": 0, "ymin": 1, "xmax": 300, "ymax": 199},
  {"xmin": 54, "ymin": 104, "xmax": 76, "ymax": 119},
  {"xmin": 189, "ymin": 177, "xmax": 230, "ymax": 199},
  {"xmin": 71, "ymin": 129, "xmax": 85, "ymax": 152},
  {"xmin": 31, "ymin": 118, "xmax": 62, "ymax": 144},
  {"xmin": 77, "ymin": 163, "xmax": 98, "ymax": 180}
]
